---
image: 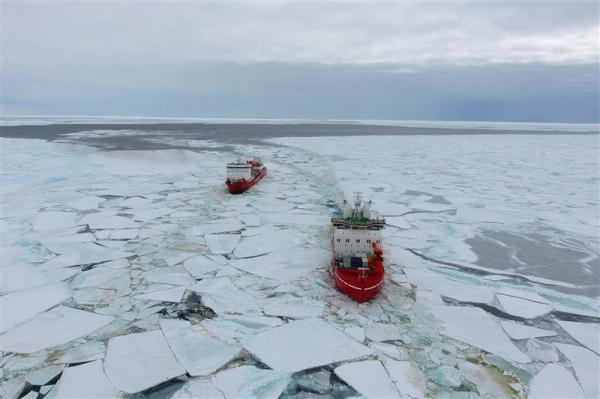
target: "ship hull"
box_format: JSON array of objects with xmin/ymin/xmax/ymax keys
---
[
  {"xmin": 331, "ymin": 258, "xmax": 384, "ymax": 303},
  {"xmin": 226, "ymin": 167, "xmax": 267, "ymax": 194}
]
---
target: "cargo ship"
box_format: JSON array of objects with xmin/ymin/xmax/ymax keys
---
[
  {"xmin": 331, "ymin": 193, "xmax": 385, "ymax": 303},
  {"xmin": 225, "ymin": 158, "xmax": 267, "ymax": 194}
]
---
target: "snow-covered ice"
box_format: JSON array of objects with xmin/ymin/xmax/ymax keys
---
[
  {"xmin": 212, "ymin": 365, "xmax": 291, "ymax": 399},
  {"xmin": 103, "ymin": 330, "xmax": 185, "ymax": 393},
  {"xmin": 528, "ymin": 364, "xmax": 585, "ymax": 399},
  {"xmin": 51, "ymin": 360, "xmax": 118, "ymax": 399},
  {"xmin": 0, "ymin": 283, "xmax": 70, "ymax": 334},
  {"xmin": 2, "ymin": 131, "xmax": 599, "ymax": 398},
  {"xmin": 160, "ymin": 319, "xmax": 239, "ymax": 376},
  {"xmin": 244, "ymin": 318, "xmax": 373, "ymax": 372},
  {"xmin": 334, "ymin": 360, "xmax": 400, "ymax": 398},
  {"xmin": 0, "ymin": 306, "xmax": 113, "ymax": 354},
  {"xmin": 556, "ymin": 320, "xmax": 599, "ymax": 354},
  {"xmin": 427, "ymin": 305, "xmax": 531, "ymax": 363}
]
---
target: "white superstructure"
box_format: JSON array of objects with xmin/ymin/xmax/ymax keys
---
[
  {"xmin": 331, "ymin": 194, "xmax": 385, "ymax": 258},
  {"xmin": 226, "ymin": 160, "xmax": 252, "ymax": 181}
]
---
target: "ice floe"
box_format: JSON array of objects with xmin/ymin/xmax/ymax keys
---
[
  {"xmin": 334, "ymin": 360, "xmax": 400, "ymax": 398},
  {"xmin": 494, "ymin": 293, "xmax": 553, "ymax": 319},
  {"xmin": 51, "ymin": 360, "xmax": 118, "ymax": 399},
  {"xmin": 0, "ymin": 263, "xmax": 49, "ymax": 294},
  {"xmin": 32, "ymin": 211, "xmax": 79, "ymax": 232},
  {"xmin": 212, "ymin": 365, "xmax": 291, "ymax": 399},
  {"xmin": 160, "ymin": 319, "xmax": 239, "ymax": 376},
  {"xmin": 0, "ymin": 283, "xmax": 70, "ymax": 334},
  {"xmin": 171, "ymin": 379, "xmax": 224, "ymax": 399},
  {"xmin": 231, "ymin": 247, "xmax": 327, "ymax": 282},
  {"xmin": 39, "ymin": 243, "xmax": 132, "ymax": 270},
  {"xmin": 382, "ymin": 359, "xmax": 427, "ymax": 398},
  {"xmin": 528, "ymin": 364, "xmax": 584, "ymax": 399},
  {"xmin": 244, "ymin": 318, "xmax": 372, "ymax": 372},
  {"xmin": 499, "ymin": 320, "xmax": 557, "ymax": 340},
  {"xmin": 427, "ymin": 305, "xmax": 530, "ymax": 363},
  {"xmin": 103, "ymin": 329, "xmax": 185, "ymax": 393},
  {"xmin": 190, "ymin": 277, "xmax": 261, "ymax": 315},
  {"xmin": 135, "ymin": 286, "xmax": 187, "ymax": 303},
  {"xmin": 262, "ymin": 296, "xmax": 324, "ymax": 319},
  {"xmin": 0, "ymin": 306, "xmax": 113, "ymax": 354},
  {"xmin": 204, "ymin": 234, "xmax": 240, "ymax": 255},
  {"xmin": 556, "ymin": 320, "xmax": 599, "ymax": 354},
  {"xmin": 555, "ymin": 343, "xmax": 599, "ymax": 398}
]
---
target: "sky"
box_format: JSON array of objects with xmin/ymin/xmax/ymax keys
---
[{"xmin": 1, "ymin": 1, "xmax": 599, "ymax": 123}]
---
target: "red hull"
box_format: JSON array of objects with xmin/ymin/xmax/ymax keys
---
[
  {"xmin": 226, "ymin": 167, "xmax": 267, "ymax": 194},
  {"xmin": 332, "ymin": 258, "xmax": 384, "ymax": 303}
]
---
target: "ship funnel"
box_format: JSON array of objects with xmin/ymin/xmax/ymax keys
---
[
  {"xmin": 361, "ymin": 201, "xmax": 371, "ymax": 219},
  {"xmin": 343, "ymin": 200, "xmax": 353, "ymax": 219}
]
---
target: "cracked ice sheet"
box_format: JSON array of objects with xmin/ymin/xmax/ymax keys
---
[
  {"xmin": 39, "ymin": 243, "xmax": 132, "ymax": 271},
  {"xmin": 51, "ymin": 360, "xmax": 119, "ymax": 399},
  {"xmin": 32, "ymin": 211, "xmax": 79, "ymax": 231},
  {"xmin": 190, "ymin": 277, "xmax": 261, "ymax": 315},
  {"xmin": 231, "ymin": 247, "xmax": 327, "ymax": 282},
  {"xmin": 135, "ymin": 286, "xmax": 186, "ymax": 303},
  {"xmin": 91, "ymin": 149, "xmax": 210, "ymax": 175},
  {"xmin": 204, "ymin": 234, "xmax": 240, "ymax": 255},
  {"xmin": 426, "ymin": 305, "xmax": 530, "ymax": 364},
  {"xmin": 528, "ymin": 364, "xmax": 585, "ymax": 399},
  {"xmin": 104, "ymin": 329, "xmax": 185, "ymax": 394},
  {"xmin": 0, "ymin": 306, "xmax": 113, "ymax": 354},
  {"xmin": 233, "ymin": 229, "xmax": 302, "ymax": 258},
  {"xmin": 0, "ymin": 283, "xmax": 70, "ymax": 334},
  {"xmin": 555, "ymin": 343, "xmax": 599, "ymax": 398},
  {"xmin": 244, "ymin": 318, "xmax": 372, "ymax": 373},
  {"xmin": 556, "ymin": 320, "xmax": 599, "ymax": 354},
  {"xmin": 0, "ymin": 263, "xmax": 49, "ymax": 294},
  {"xmin": 499, "ymin": 320, "xmax": 556, "ymax": 340},
  {"xmin": 200, "ymin": 315, "xmax": 283, "ymax": 343},
  {"xmin": 334, "ymin": 360, "xmax": 400, "ymax": 398},
  {"xmin": 159, "ymin": 319, "xmax": 240, "ymax": 376},
  {"xmin": 212, "ymin": 365, "xmax": 291, "ymax": 399}
]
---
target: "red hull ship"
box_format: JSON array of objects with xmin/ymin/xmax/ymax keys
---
[
  {"xmin": 225, "ymin": 158, "xmax": 267, "ymax": 194},
  {"xmin": 331, "ymin": 194, "xmax": 385, "ymax": 303}
]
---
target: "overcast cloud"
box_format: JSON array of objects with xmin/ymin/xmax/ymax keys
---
[{"xmin": 1, "ymin": 1, "xmax": 599, "ymax": 122}]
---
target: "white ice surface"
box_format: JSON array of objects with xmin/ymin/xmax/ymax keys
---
[
  {"xmin": 52, "ymin": 360, "xmax": 118, "ymax": 399},
  {"xmin": 104, "ymin": 330, "xmax": 185, "ymax": 394},
  {"xmin": 0, "ymin": 263, "xmax": 49, "ymax": 294},
  {"xmin": 0, "ymin": 306, "xmax": 113, "ymax": 354},
  {"xmin": 427, "ymin": 305, "xmax": 530, "ymax": 363},
  {"xmin": 69, "ymin": 196, "xmax": 104, "ymax": 211},
  {"xmin": 555, "ymin": 343, "xmax": 599, "ymax": 399},
  {"xmin": 39, "ymin": 243, "xmax": 132, "ymax": 270},
  {"xmin": 233, "ymin": 229, "xmax": 301, "ymax": 258},
  {"xmin": 499, "ymin": 320, "xmax": 557, "ymax": 340},
  {"xmin": 334, "ymin": 360, "xmax": 400, "ymax": 398},
  {"xmin": 528, "ymin": 364, "xmax": 584, "ymax": 399},
  {"xmin": 190, "ymin": 277, "xmax": 261, "ymax": 315},
  {"xmin": 231, "ymin": 247, "xmax": 327, "ymax": 282},
  {"xmin": 204, "ymin": 234, "xmax": 240, "ymax": 255},
  {"xmin": 556, "ymin": 320, "xmax": 599, "ymax": 354},
  {"xmin": 244, "ymin": 318, "xmax": 372, "ymax": 372},
  {"xmin": 160, "ymin": 319, "xmax": 239, "ymax": 376},
  {"xmin": 70, "ymin": 267, "xmax": 127, "ymax": 289},
  {"xmin": 0, "ymin": 283, "xmax": 70, "ymax": 334},
  {"xmin": 212, "ymin": 365, "xmax": 291, "ymax": 399},
  {"xmin": 262, "ymin": 296, "xmax": 324, "ymax": 319},
  {"xmin": 383, "ymin": 359, "xmax": 427, "ymax": 398},
  {"xmin": 494, "ymin": 294, "xmax": 553, "ymax": 319},
  {"xmin": 135, "ymin": 286, "xmax": 186, "ymax": 303},
  {"xmin": 171, "ymin": 379, "xmax": 224, "ymax": 399},
  {"xmin": 32, "ymin": 212, "xmax": 78, "ymax": 232}
]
